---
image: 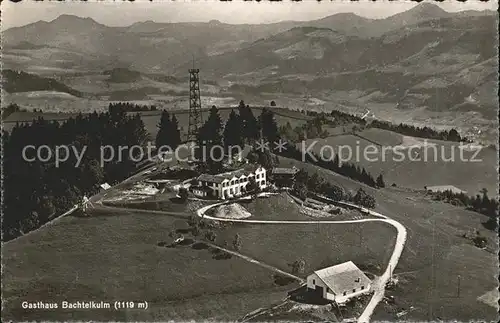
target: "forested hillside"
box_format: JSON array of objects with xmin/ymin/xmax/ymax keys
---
[
  {"xmin": 2, "ymin": 106, "xmax": 148, "ymax": 241},
  {"xmin": 2, "ymin": 70, "xmax": 82, "ymax": 97}
]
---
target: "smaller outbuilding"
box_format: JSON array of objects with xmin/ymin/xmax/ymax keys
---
[
  {"xmin": 99, "ymin": 183, "xmax": 111, "ymax": 191},
  {"xmin": 191, "ymin": 186, "xmax": 211, "ymax": 198},
  {"xmin": 270, "ymin": 166, "xmax": 299, "ymax": 188},
  {"xmin": 306, "ymin": 261, "xmax": 371, "ymax": 304}
]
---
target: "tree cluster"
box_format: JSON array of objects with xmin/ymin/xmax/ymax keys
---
[
  {"xmin": 156, "ymin": 110, "xmax": 181, "ymax": 150},
  {"xmin": 279, "ymin": 117, "xmax": 329, "ymax": 143},
  {"xmin": 300, "ymin": 109, "xmax": 366, "ymax": 126},
  {"xmin": 352, "ymin": 187, "xmax": 376, "ymax": 208},
  {"xmin": 3, "ymin": 106, "xmax": 149, "ymax": 241},
  {"xmin": 195, "ymin": 105, "xmax": 224, "ymax": 173},
  {"xmin": 108, "ymin": 102, "xmax": 157, "ymax": 112},
  {"xmin": 238, "ymin": 100, "xmax": 261, "ymax": 143},
  {"xmin": 195, "ymin": 102, "xmax": 381, "ymax": 189},
  {"xmin": 370, "ymin": 120, "xmax": 466, "ymax": 142},
  {"xmin": 3, "ymin": 69, "xmax": 82, "ymax": 97},
  {"xmin": 300, "ymin": 109, "xmax": 467, "ymax": 143},
  {"xmin": 195, "ymin": 101, "xmax": 276, "ymax": 173},
  {"xmin": 2, "ymin": 103, "xmax": 26, "ymax": 119},
  {"xmin": 279, "ymin": 144, "xmax": 383, "ymax": 188},
  {"xmin": 292, "ymin": 169, "xmax": 377, "ymax": 208},
  {"xmin": 430, "ymin": 188, "xmax": 499, "ymax": 230}
]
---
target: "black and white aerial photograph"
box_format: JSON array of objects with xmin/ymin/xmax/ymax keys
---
[{"xmin": 1, "ymin": 0, "xmax": 499, "ymax": 322}]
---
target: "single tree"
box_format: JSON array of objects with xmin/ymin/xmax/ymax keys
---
[
  {"xmin": 327, "ymin": 185, "xmax": 345, "ymax": 201},
  {"xmin": 169, "ymin": 114, "xmax": 182, "ymax": 149},
  {"xmin": 376, "ymin": 174, "xmax": 386, "ymax": 188},
  {"xmin": 353, "ymin": 188, "xmax": 376, "ymax": 208},
  {"xmin": 238, "ymin": 102, "xmax": 260, "ymax": 142},
  {"xmin": 233, "ymin": 233, "xmax": 242, "ymax": 251},
  {"xmin": 156, "ymin": 110, "xmax": 172, "ymax": 149},
  {"xmin": 260, "ymin": 108, "xmax": 280, "ymax": 144},
  {"xmin": 205, "ymin": 230, "xmax": 217, "ymax": 242},
  {"xmin": 196, "ymin": 105, "xmax": 224, "ymax": 173},
  {"xmin": 294, "ymin": 182, "xmax": 308, "ymax": 201},
  {"xmin": 246, "ymin": 176, "xmax": 260, "ymax": 198},
  {"xmin": 291, "ymin": 258, "xmax": 306, "ymax": 274},
  {"xmin": 178, "ymin": 187, "xmax": 189, "ymax": 202},
  {"xmin": 223, "ymin": 109, "xmax": 244, "ymax": 153}
]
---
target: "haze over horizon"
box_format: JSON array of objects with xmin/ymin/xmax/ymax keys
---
[{"xmin": 2, "ymin": 0, "xmax": 497, "ymax": 30}]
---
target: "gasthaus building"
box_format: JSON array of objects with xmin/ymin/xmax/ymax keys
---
[
  {"xmin": 193, "ymin": 165, "xmax": 267, "ymax": 199},
  {"xmin": 307, "ymin": 261, "xmax": 371, "ymax": 303}
]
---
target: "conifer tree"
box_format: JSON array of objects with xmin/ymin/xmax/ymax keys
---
[
  {"xmin": 156, "ymin": 110, "xmax": 171, "ymax": 149},
  {"xmin": 260, "ymin": 108, "xmax": 280, "ymax": 144},
  {"xmin": 196, "ymin": 105, "xmax": 224, "ymax": 173},
  {"xmin": 223, "ymin": 109, "xmax": 244, "ymax": 152},
  {"xmin": 238, "ymin": 101, "xmax": 260, "ymax": 142},
  {"xmin": 169, "ymin": 114, "xmax": 182, "ymax": 149},
  {"xmin": 376, "ymin": 174, "xmax": 386, "ymax": 188}
]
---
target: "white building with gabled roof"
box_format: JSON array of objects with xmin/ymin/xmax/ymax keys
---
[
  {"xmin": 100, "ymin": 183, "xmax": 111, "ymax": 191},
  {"xmin": 307, "ymin": 261, "xmax": 371, "ymax": 304}
]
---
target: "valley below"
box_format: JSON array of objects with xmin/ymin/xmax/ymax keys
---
[{"xmin": 2, "ymin": 3, "xmax": 498, "ymax": 144}]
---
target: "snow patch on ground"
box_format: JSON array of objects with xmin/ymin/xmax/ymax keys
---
[
  {"xmin": 215, "ymin": 203, "xmax": 252, "ymax": 219},
  {"xmin": 25, "ymin": 91, "xmax": 79, "ymax": 99},
  {"xmin": 257, "ymin": 192, "xmax": 279, "ymax": 198},
  {"xmin": 105, "ymin": 182, "xmax": 160, "ymax": 202},
  {"xmin": 426, "ymin": 185, "xmax": 467, "ymax": 194},
  {"xmin": 397, "ymin": 136, "xmax": 438, "ymax": 149}
]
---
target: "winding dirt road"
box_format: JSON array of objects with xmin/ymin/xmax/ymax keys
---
[{"xmin": 197, "ymin": 197, "xmax": 407, "ymax": 323}]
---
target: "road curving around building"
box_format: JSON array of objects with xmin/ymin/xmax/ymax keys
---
[{"xmin": 196, "ymin": 196, "xmax": 407, "ymax": 323}]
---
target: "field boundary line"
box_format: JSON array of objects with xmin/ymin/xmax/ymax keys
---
[{"xmin": 203, "ymin": 241, "xmax": 304, "ymax": 284}]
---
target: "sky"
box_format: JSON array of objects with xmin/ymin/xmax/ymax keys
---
[{"xmin": 1, "ymin": 0, "xmax": 498, "ymax": 30}]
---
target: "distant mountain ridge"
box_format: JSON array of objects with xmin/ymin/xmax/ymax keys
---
[
  {"xmin": 2, "ymin": 3, "xmax": 497, "ymax": 130},
  {"xmin": 3, "ymin": 3, "xmax": 495, "ymax": 73}
]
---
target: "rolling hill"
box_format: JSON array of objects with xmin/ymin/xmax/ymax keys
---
[
  {"xmin": 1, "ymin": 3, "xmax": 497, "ymax": 141},
  {"xmin": 192, "ymin": 13, "xmax": 496, "ymax": 121},
  {"xmin": 3, "ymin": 3, "xmax": 495, "ymax": 74},
  {"xmin": 2, "ymin": 70, "xmax": 82, "ymax": 97}
]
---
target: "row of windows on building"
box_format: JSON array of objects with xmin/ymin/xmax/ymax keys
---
[
  {"xmin": 221, "ymin": 174, "xmax": 265, "ymax": 187},
  {"xmin": 225, "ymin": 180, "xmax": 266, "ymax": 195}
]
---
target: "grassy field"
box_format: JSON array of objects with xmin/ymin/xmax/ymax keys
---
[
  {"xmin": 299, "ymin": 131, "xmax": 498, "ymax": 195},
  {"xmin": 358, "ymin": 128, "xmax": 404, "ymax": 146},
  {"xmin": 211, "ymin": 195, "xmax": 397, "ymax": 278},
  {"xmin": 219, "ymin": 193, "xmax": 366, "ymax": 222},
  {"xmin": 215, "ymin": 221, "xmax": 396, "ymax": 277},
  {"xmin": 2, "ymin": 210, "xmax": 295, "ymax": 321},
  {"xmin": 232, "ymin": 194, "xmax": 309, "ymax": 221},
  {"xmin": 277, "ymin": 155, "xmax": 499, "ymax": 321}
]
